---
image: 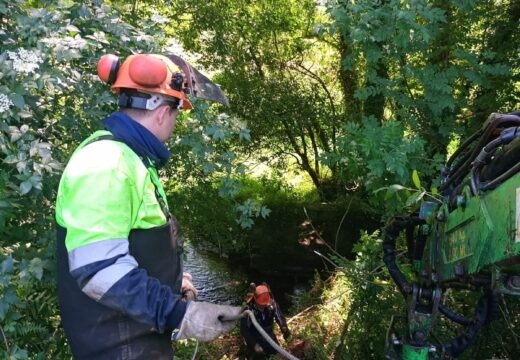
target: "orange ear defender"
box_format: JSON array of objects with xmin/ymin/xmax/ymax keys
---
[
  {"xmin": 128, "ymin": 55, "xmax": 168, "ymax": 87},
  {"xmin": 98, "ymin": 54, "xmax": 171, "ymax": 89},
  {"xmin": 97, "ymin": 54, "xmax": 120, "ymax": 85}
]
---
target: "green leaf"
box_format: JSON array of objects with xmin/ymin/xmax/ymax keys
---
[
  {"xmin": 212, "ymin": 129, "xmax": 225, "ymax": 141},
  {"xmin": 0, "ymin": 300, "xmax": 8, "ymax": 321},
  {"xmin": 412, "ymin": 170, "xmax": 421, "ymax": 189},
  {"xmin": 18, "ymin": 110, "xmax": 32, "ymax": 119},
  {"xmin": 66, "ymin": 24, "xmax": 80, "ymax": 33},
  {"xmin": 202, "ymin": 163, "xmax": 216, "ymax": 173},
  {"xmin": 238, "ymin": 217, "xmax": 254, "ymax": 229},
  {"xmin": 9, "ymin": 128, "xmax": 22, "ymax": 142},
  {"xmin": 11, "ymin": 94, "xmax": 25, "ymax": 109},
  {"xmin": 0, "ymin": 288, "xmax": 18, "ymax": 320},
  {"xmin": 1, "ymin": 256, "xmax": 13, "ymax": 273},
  {"xmin": 260, "ymin": 206, "xmax": 271, "ymax": 218},
  {"xmin": 20, "ymin": 181, "xmax": 32, "ymax": 195},
  {"xmin": 16, "ymin": 161, "xmax": 26, "ymax": 173},
  {"xmin": 9, "ymin": 346, "xmax": 28, "ymax": 359},
  {"xmin": 4, "ymin": 155, "xmax": 18, "ymax": 164},
  {"xmin": 388, "ymin": 184, "xmax": 406, "ymax": 193},
  {"xmin": 239, "ymin": 128, "xmax": 251, "ymax": 141},
  {"xmin": 28, "ymin": 258, "xmax": 44, "ymax": 280},
  {"xmin": 405, "ymin": 191, "xmax": 425, "ymax": 207}
]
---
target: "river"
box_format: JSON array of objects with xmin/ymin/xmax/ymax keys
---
[{"xmin": 183, "ymin": 243, "xmax": 314, "ymax": 312}]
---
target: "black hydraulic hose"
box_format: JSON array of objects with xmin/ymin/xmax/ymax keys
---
[
  {"xmin": 383, "ymin": 218, "xmax": 423, "ymax": 296},
  {"xmin": 441, "ymin": 114, "xmax": 520, "ymax": 192},
  {"xmin": 438, "ymin": 304, "xmax": 471, "ymax": 326},
  {"xmin": 496, "ymin": 114, "xmax": 520, "ymax": 123},
  {"xmin": 442, "ymin": 133, "xmax": 480, "ymax": 188},
  {"xmin": 448, "ymin": 149, "xmax": 473, "ymax": 180},
  {"xmin": 441, "ymin": 292, "xmax": 498, "ymax": 358},
  {"xmin": 440, "ymin": 121, "xmax": 497, "ymax": 192},
  {"xmin": 445, "ymin": 129, "xmax": 482, "ymax": 168},
  {"xmin": 405, "ymin": 226, "xmax": 415, "ymax": 260},
  {"xmin": 470, "ymin": 137, "xmax": 503, "ymax": 194},
  {"xmin": 471, "ymin": 125, "xmax": 520, "ymax": 194},
  {"xmin": 482, "ymin": 160, "xmax": 520, "ymax": 191}
]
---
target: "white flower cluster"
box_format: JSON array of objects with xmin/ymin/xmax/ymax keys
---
[
  {"xmin": 7, "ymin": 48, "xmax": 43, "ymax": 74},
  {"xmin": 0, "ymin": 93, "xmax": 13, "ymax": 113},
  {"xmin": 42, "ymin": 35, "xmax": 87, "ymax": 50}
]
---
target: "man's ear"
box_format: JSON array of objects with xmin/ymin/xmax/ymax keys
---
[{"xmin": 155, "ymin": 105, "xmax": 169, "ymax": 126}]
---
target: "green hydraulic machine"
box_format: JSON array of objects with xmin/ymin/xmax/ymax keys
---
[{"xmin": 383, "ymin": 111, "xmax": 520, "ymax": 359}]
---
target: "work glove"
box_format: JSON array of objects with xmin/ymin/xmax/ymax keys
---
[
  {"xmin": 283, "ymin": 329, "xmax": 291, "ymax": 341},
  {"xmin": 173, "ymin": 301, "xmax": 242, "ymax": 342},
  {"xmin": 253, "ymin": 343, "xmax": 265, "ymax": 354},
  {"xmin": 181, "ymin": 272, "xmax": 198, "ymax": 301}
]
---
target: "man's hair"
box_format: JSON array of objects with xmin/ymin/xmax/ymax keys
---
[{"xmin": 119, "ymin": 106, "xmax": 151, "ymax": 122}]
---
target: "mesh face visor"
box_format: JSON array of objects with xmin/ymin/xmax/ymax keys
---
[{"xmin": 165, "ymin": 54, "xmax": 230, "ymax": 107}]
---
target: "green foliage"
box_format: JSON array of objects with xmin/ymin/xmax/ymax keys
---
[
  {"xmin": 169, "ymin": 174, "xmax": 315, "ymax": 255},
  {"xmin": 374, "ymin": 169, "xmax": 444, "ymax": 218},
  {"xmin": 322, "ymin": 0, "xmax": 519, "ymax": 196},
  {"xmin": 323, "ymin": 116, "xmax": 443, "ymax": 214},
  {"xmin": 237, "ymin": 174, "xmax": 319, "ymax": 205},
  {"xmin": 288, "ymin": 231, "xmax": 404, "ymax": 359},
  {"xmin": 166, "ymin": 102, "xmax": 250, "ymax": 195},
  {"xmin": 165, "ymin": 0, "xmax": 344, "ymax": 199},
  {"xmin": 235, "ymin": 199, "xmax": 271, "ymax": 230},
  {"xmin": 165, "ymin": 102, "xmax": 265, "ymax": 249},
  {"xmin": 166, "ymin": 0, "xmax": 518, "ymax": 202},
  {"xmin": 330, "ymin": 231, "xmax": 405, "ymax": 359},
  {"xmin": 0, "ymin": 1, "xmax": 180, "ymax": 357},
  {"xmin": 169, "ymin": 181, "xmax": 242, "ymax": 255}
]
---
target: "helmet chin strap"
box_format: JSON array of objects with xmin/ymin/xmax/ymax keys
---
[{"xmin": 119, "ymin": 92, "xmax": 181, "ymax": 110}]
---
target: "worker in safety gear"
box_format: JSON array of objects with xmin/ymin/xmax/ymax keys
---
[
  {"xmin": 55, "ymin": 53, "xmax": 240, "ymax": 359},
  {"xmin": 240, "ymin": 283, "xmax": 291, "ymax": 359}
]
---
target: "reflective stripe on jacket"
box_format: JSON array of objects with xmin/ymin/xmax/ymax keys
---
[{"xmin": 56, "ymin": 130, "xmax": 186, "ymax": 359}]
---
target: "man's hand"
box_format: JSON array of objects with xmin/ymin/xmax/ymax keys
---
[
  {"xmin": 181, "ymin": 272, "xmax": 198, "ymax": 301},
  {"xmin": 173, "ymin": 302, "xmax": 243, "ymax": 342},
  {"xmin": 283, "ymin": 329, "xmax": 291, "ymax": 341}
]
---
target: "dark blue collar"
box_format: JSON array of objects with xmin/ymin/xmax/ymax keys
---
[{"xmin": 101, "ymin": 112, "xmax": 170, "ymax": 169}]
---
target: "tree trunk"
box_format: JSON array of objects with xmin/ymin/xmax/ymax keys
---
[{"xmin": 338, "ymin": 34, "xmax": 362, "ymax": 123}]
